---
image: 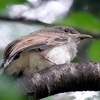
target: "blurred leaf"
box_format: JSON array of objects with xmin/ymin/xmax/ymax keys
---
[
  {"xmin": 0, "ymin": 0, "xmax": 26, "ymax": 11},
  {"xmin": 88, "ymin": 39, "xmax": 100, "ymax": 61},
  {"xmin": 55, "ymin": 12, "xmax": 100, "ymax": 33},
  {"xmin": 0, "ymin": 75, "xmax": 27, "ymax": 100}
]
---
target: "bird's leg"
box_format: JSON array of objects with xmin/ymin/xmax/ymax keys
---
[{"xmin": 40, "ymin": 54, "xmax": 57, "ymax": 65}]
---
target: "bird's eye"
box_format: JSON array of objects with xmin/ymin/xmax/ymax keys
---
[{"xmin": 64, "ymin": 29, "xmax": 69, "ymax": 33}]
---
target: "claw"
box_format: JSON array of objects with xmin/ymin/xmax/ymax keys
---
[{"xmin": 40, "ymin": 54, "xmax": 57, "ymax": 65}]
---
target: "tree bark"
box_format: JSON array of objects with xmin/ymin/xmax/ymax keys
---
[{"xmin": 14, "ymin": 62, "xmax": 100, "ymax": 99}]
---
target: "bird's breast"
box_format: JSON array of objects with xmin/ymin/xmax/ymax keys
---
[{"xmin": 41, "ymin": 45, "xmax": 74, "ymax": 64}]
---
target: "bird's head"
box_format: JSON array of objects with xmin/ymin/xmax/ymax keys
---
[{"xmin": 53, "ymin": 26, "xmax": 92, "ymax": 44}]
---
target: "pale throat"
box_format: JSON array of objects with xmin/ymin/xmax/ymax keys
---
[{"xmin": 41, "ymin": 40, "xmax": 78, "ymax": 64}]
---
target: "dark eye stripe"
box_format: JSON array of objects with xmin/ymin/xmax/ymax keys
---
[
  {"xmin": 71, "ymin": 30, "xmax": 77, "ymax": 34},
  {"xmin": 54, "ymin": 37, "xmax": 68, "ymax": 41}
]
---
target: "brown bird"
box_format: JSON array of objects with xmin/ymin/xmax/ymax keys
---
[{"xmin": 0, "ymin": 26, "xmax": 92, "ymax": 75}]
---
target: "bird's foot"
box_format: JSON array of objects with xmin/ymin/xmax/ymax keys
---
[{"xmin": 40, "ymin": 54, "xmax": 57, "ymax": 65}]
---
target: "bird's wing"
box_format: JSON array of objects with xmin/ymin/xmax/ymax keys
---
[{"xmin": 2, "ymin": 31, "xmax": 68, "ymax": 67}]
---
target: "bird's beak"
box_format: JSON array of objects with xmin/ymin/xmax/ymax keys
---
[{"xmin": 76, "ymin": 34, "xmax": 92, "ymax": 40}]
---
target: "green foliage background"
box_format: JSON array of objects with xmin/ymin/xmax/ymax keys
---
[
  {"xmin": 0, "ymin": 0, "xmax": 26, "ymax": 11},
  {"xmin": 0, "ymin": 0, "xmax": 100, "ymax": 100}
]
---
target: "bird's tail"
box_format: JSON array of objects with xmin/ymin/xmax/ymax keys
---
[{"xmin": 0, "ymin": 62, "xmax": 5, "ymax": 75}]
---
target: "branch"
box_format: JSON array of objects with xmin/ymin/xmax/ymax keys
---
[
  {"xmin": 85, "ymin": 32, "xmax": 100, "ymax": 39},
  {"xmin": 14, "ymin": 62, "xmax": 100, "ymax": 99},
  {"xmin": 0, "ymin": 15, "xmax": 100, "ymax": 39},
  {"xmin": 0, "ymin": 16, "xmax": 51, "ymax": 25}
]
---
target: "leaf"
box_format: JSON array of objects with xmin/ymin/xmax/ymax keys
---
[
  {"xmin": 0, "ymin": 75, "xmax": 27, "ymax": 100},
  {"xmin": 88, "ymin": 39, "xmax": 100, "ymax": 61},
  {"xmin": 0, "ymin": 0, "xmax": 26, "ymax": 11},
  {"xmin": 55, "ymin": 12, "xmax": 100, "ymax": 33}
]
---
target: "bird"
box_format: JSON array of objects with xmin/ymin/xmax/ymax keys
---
[{"xmin": 0, "ymin": 26, "xmax": 92, "ymax": 75}]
